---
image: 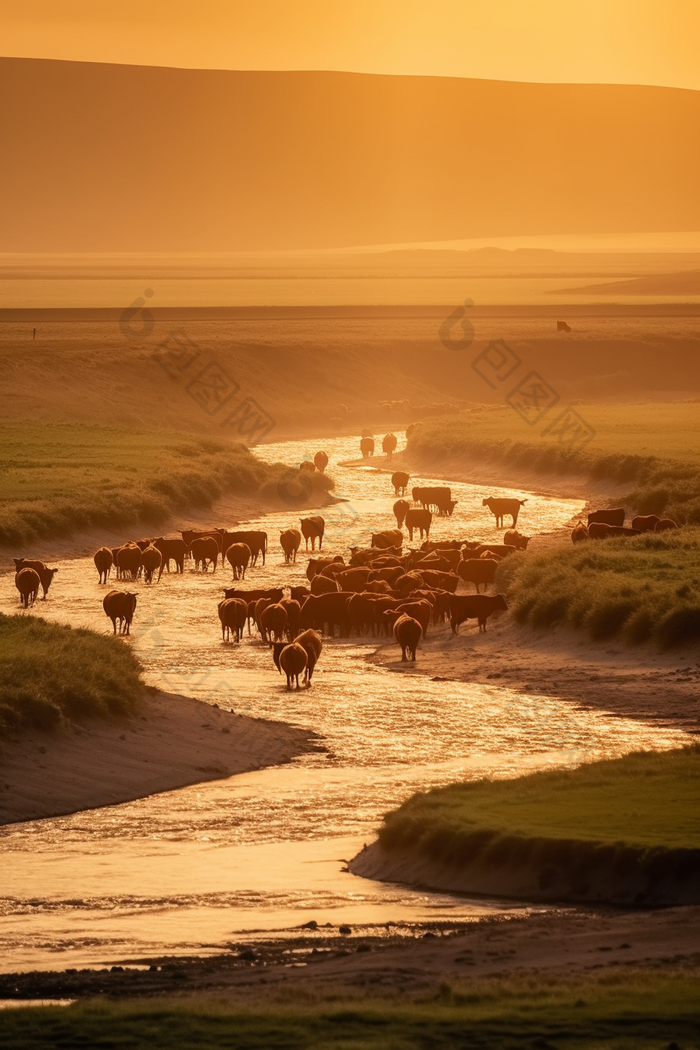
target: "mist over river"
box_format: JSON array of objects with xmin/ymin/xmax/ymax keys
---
[{"xmin": 0, "ymin": 433, "xmax": 690, "ymax": 973}]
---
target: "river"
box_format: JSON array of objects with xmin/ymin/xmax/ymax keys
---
[{"xmin": 0, "ymin": 433, "xmax": 689, "ymax": 972}]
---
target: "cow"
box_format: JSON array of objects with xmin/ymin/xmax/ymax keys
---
[
  {"xmin": 392, "ymin": 614, "xmax": 422, "ymax": 661},
  {"xmin": 93, "ymin": 547, "xmax": 113, "ymax": 584},
  {"xmin": 482, "ymin": 497, "xmax": 527, "ymax": 528},
  {"xmin": 360, "ymin": 436, "xmax": 375, "ymax": 458},
  {"xmin": 300, "ymin": 516, "xmax": 325, "ymax": 551},
  {"xmin": 154, "ymin": 537, "xmax": 188, "ymax": 577},
  {"xmin": 103, "ymin": 590, "xmax": 137, "ymax": 635},
  {"xmin": 571, "ymin": 522, "xmax": 589, "ymax": 543},
  {"xmin": 395, "ymin": 599, "xmax": 432, "ymax": 637},
  {"xmin": 181, "ymin": 529, "xmax": 224, "ymax": 549},
  {"xmin": 115, "ymin": 543, "xmax": 142, "ymax": 580},
  {"xmin": 405, "ymin": 508, "xmax": 432, "ymax": 541},
  {"xmin": 382, "ymin": 433, "xmax": 398, "ymax": 459},
  {"xmin": 218, "ymin": 597, "xmax": 247, "ymax": 642},
  {"xmin": 310, "ymin": 574, "xmax": 339, "ymax": 595},
  {"xmin": 279, "ymin": 528, "xmax": 302, "ymax": 564},
  {"xmin": 393, "ymin": 499, "xmax": 410, "ymax": 528},
  {"xmin": 141, "ymin": 544, "xmax": 162, "ymax": 584},
  {"xmin": 295, "ymin": 628, "xmax": 323, "ymax": 683},
  {"xmin": 413, "ymin": 487, "xmax": 452, "ymax": 513},
  {"xmin": 503, "ymin": 530, "xmax": 530, "ymax": 550},
  {"xmin": 449, "ymin": 593, "xmax": 508, "ymax": 634},
  {"xmin": 655, "ymin": 518, "xmax": 679, "ymax": 531},
  {"xmin": 220, "ymin": 530, "xmax": 268, "ymax": 566},
  {"xmin": 314, "ymin": 451, "xmax": 329, "ymax": 473},
  {"xmin": 260, "ymin": 603, "xmax": 288, "ymax": 644},
  {"xmin": 13, "ymin": 559, "xmax": 58, "ymax": 599},
  {"xmin": 457, "ymin": 558, "xmax": 499, "ymax": 593},
  {"xmin": 587, "ymin": 509, "xmax": 625, "ymax": 527},
  {"xmin": 279, "ymin": 643, "xmax": 308, "ymax": 690},
  {"xmin": 631, "ymin": 515, "xmax": 661, "ymax": 532},
  {"xmin": 335, "ymin": 567, "xmax": 372, "ymax": 592},
  {"xmin": 299, "ymin": 592, "xmax": 352, "ymax": 637},
  {"xmin": 300, "ymin": 460, "xmax": 316, "ymax": 472},
  {"xmin": 290, "ymin": 585, "xmax": 310, "ymax": 602},
  {"xmin": 588, "ymin": 523, "xmax": 641, "ymax": 539},
  {"xmin": 471, "ymin": 543, "xmax": 518, "ymax": 559},
  {"xmin": 392, "ymin": 471, "xmax": 410, "ymax": 496},
  {"xmin": 557, "ymin": 320, "xmax": 572, "ymax": 332},
  {"xmin": 15, "ymin": 567, "xmax": 40, "ymax": 608},
  {"xmin": 226, "ymin": 542, "xmax": 251, "ymax": 580},
  {"xmin": 420, "ymin": 569, "xmax": 459, "ymax": 593},
  {"xmin": 280, "ymin": 598, "xmax": 301, "ymax": 640},
  {"xmin": 306, "ymin": 555, "xmax": 344, "ymax": 580},
  {"xmin": 223, "ymin": 587, "xmax": 283, "ymax": 603},
  {"xmin": 371, "ymin": 529, "xmax": 403, "ymax": 550},
  {"xmin": 190, "ymin": 536, "xmax": 219, "ymax": 572}
]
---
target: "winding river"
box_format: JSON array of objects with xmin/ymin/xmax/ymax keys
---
[{"xmin": 0, "ymin": 433, "xmax": 690, "ymax": 972}]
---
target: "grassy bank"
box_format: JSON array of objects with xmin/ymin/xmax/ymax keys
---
[
  {"xmin": 495, "ymin": 527, "xmax": 700, "ymax": 647},
  {"xmin": 0, "ymin": 613, "xmax": 145, "ymax": 731},
  {"xmin": 372, "ymin": 749, "xmax": 700, "ymax": 904},
  {"xmin": 407, "ymin": 402, "xmax": 700, "ymax": 524},
  {"xmin": 0, "ymin": 423, "xmax": 333, "ymax": 546},
  {"xmin": 1, "ymin": 969, "xmax": 698, "ymax": 1049}
]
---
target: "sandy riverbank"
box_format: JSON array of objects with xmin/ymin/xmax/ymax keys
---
[{"xmin": 0, "ymin": 688, "xmax": 318, "ymax": 826}]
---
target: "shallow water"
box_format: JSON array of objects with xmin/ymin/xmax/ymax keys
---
[{"xmin": 0, "ymin": 433, "xmax": 689, "ymax": 972}]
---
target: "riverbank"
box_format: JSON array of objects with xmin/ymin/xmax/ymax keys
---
[
  {"xmin": 0, "ymin": 688, "xmax": 318, "ymax": 825},
  {"xmin": 349, "ymin": 749, "xmax": 700, "ymax": 907}
]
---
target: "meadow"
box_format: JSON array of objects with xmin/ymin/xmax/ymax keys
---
[
  {"xmin": 407, "ymin": 402, "xmax": 700, "ymax": 524},
  {"xmin": 377, "ymin": 748, "xmax": 700, "ymax": 860},
  {"xmin": 0, "ymin": 423, "xmax": 332, "ymax": 546},
  {"xmin": 0, "ymin": 612, "xmax": 145, "ymax": 731},
  {"xmin": 0, "ymin": 968, "xmax": 698, "ymax": 1050},
  {"xmin": 495, "ymin": 528, "xmax": 700, "ymax": 647}
]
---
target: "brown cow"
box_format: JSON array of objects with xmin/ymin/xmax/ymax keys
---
[
  {"xmin": 300, "ymin": 516, "xmax": 325, "ymax": 551},
  {"xmin": 360, "ymin": 436, "xmax": 375, "ymax": 458},
  {"xmin": 116, "ymin": 544, "xmax": 142, "ymax": 580},
  {"xmin": 279, "ymin": 643, "xmax": 308, "ymax": 690},
  {"xmin": 405, "ymin": 508, "xmax": 432, "ymax": 541},
  {"xmin": 15, "ymin": 567, "xmax": 40, "ymax": 608},
  {"xmin": 655, "ymin": 518, "xmax": 679, "ymax": 531},
  {"xmin": 224, "ymin": 587, "xmax": 283, "ymax": 603},
  {"xmin": 393, "ymin": 614, "xmax": 422, "ymax": 661},
  {"xmin": 419, "ymin": 569, "xmax": 459, "ymax": 593},
  {"xmin": 306, "ymin": 555, "xmax": 344, "ymax": 580},
  {"xmin": 588, "ymin": 523, "xmax": 641, "ymax": 539},
  {"xmin": 280, "ymin": 528, "xmax": 302, "ymax": 564},
  {"xmin": 295, "ymin": 628, "xmax": 323, "ymax": 683},
  {"xmin": 190, "ymin": 536, "xmax": 219, "ymax": 572},
  {"xmin": 93, "ymin": 547, "xmax": 113, "ymax": 584},
  {"xmin": 458, "ymin": 558, "xmax": 499, "ymax": 593},
  {"xmin": 103, "ymin": 590, "xmax": 137, "ymax": 635},
  {"xmin": 335, "ymin": 567, "xmax": 372, "ymax": 592},
  {"xmin": 392, "ymin": 471, "xmax": 410, "ymax": 496},
  {"xmin": 449, "ymin": 593, "xmax": 508, "ymax": 633},
  {"xmin": 299, "ymin": 591, "xmax": 352, "ymax": 637},
  {"xmin": 291, "ymin": 585, "xmax": 310, "ymax": 602},
  {"xmin": 280, "ymin": 598, "xmax": 301, "ymax": 640},
  {"xmin": 155, "ymin": 537, "xmax": 188, "ymax": 578},
  {"xmin": 482, "ymin": 497, "xmax": 527, "ymax": 528},
  {"xmin": 503, "ymin": 530, "xmax": 530, "ymax": 550},
  {"xmin": 571, "ymin": 522, "xmax": 589, "ymax": 543},
  {"xmin": 393, "ymin": 499, "xmax": 410, "ymax": 528},
  {"xmin": 631, "ymin": 515, "xmax": 661, "ymax": 532},
  {"xmin": 395, "ymin": 599, "xmax": 432, "ymax": 637},
  {"xmin": 587, "ymin": 509, "xmax": 625, "ymax": 527},
  {"xmin": 382, "ymin": 433, "xmax": 398, "ymax": 459},
  {"xmin": 314, "ymin": 451, "xmax": 329, "ymax": 473},
  {"xmin": 471, "ymin": 543, "xmax": 518, "ymax": 559},
  {"xmin": 141, "ymin": 544, "xmax": 162, "ymax": 584},
  {"xmin": 261, "ymin": 602, "xmax": 288, "ymax": 644},
  {"xmin": 218, "ymin": 597, "xmax": 247, "ymax": 642},
  {"xmin": 220, "ymin": 530, "xmax": 268, "ymax": 566},
  {"xmin": 310, "ymin": 574, "xmax": 339, "ymax": 595},
  {"xmin": 226, "ymin": 542, "xmax": 251, "ymax": 580},
  {"xmin": 13, "ymin": 559, "xmax": 58, "ymax": 599},
  {"xmin": 371, "ymin": 529, "xmax": 403, "ymax": 550}
]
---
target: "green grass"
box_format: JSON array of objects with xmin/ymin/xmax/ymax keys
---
[
  {"xmin": 0, "ymin": 613, "xmax": 145, "ymax": 731},
  {"xmin": 0, "ymin": 970, "xmax": 698, "ymax": 1049},
  {"xmin": 495, "ymin": 527, "xmax": 700, "ymax": 647},
  {"xmin": 378, "ymin": 749, "xmax": 700, "ymax": 857},
  {"xmin": 0, "ymin": 423, "xmax": 333, "ymax": 546},
  {"xmin": 407, "ymin": 402, "xmax": 700, "ymax": 524}
]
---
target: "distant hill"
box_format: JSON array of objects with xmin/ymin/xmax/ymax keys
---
[
  {"xmin": 557, "ymin": 271, "xmax": 700, "ymax": 295},
  {"xmin": 1, "ymin": 58, "xmax": 699, "ymax": 252}
]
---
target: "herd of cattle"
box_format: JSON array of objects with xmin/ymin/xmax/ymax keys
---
[{"xmin": 11, "ymin": 458, "xmax": 675, "ymax": 682}]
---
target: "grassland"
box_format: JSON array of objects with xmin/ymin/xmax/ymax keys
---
[
  {"xmin": 0, "ymin": 612, "xmax": 145, "ymax": 731},
  {"xmin": 0, "ymin": 423, "xmax": 333, "ymax": 546},
  {"xmin": 496, "ymin": 528, "xmax": 700, "ymax": 647},
  {"xmin": 1, "ymin": 969, "xmax": 698, "ymax": 1050},
  {"xmin": 378, "ymin": 748, "xmax": 700, "ymax": 857},
  {"xmin": 407, "ymin": 401, "xmax": 700, "ymax": 524}
]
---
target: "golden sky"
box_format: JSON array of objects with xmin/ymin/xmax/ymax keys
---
[{"xmin": 1, "ymin": 0, "xmax": 699, "ymax": 90}]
